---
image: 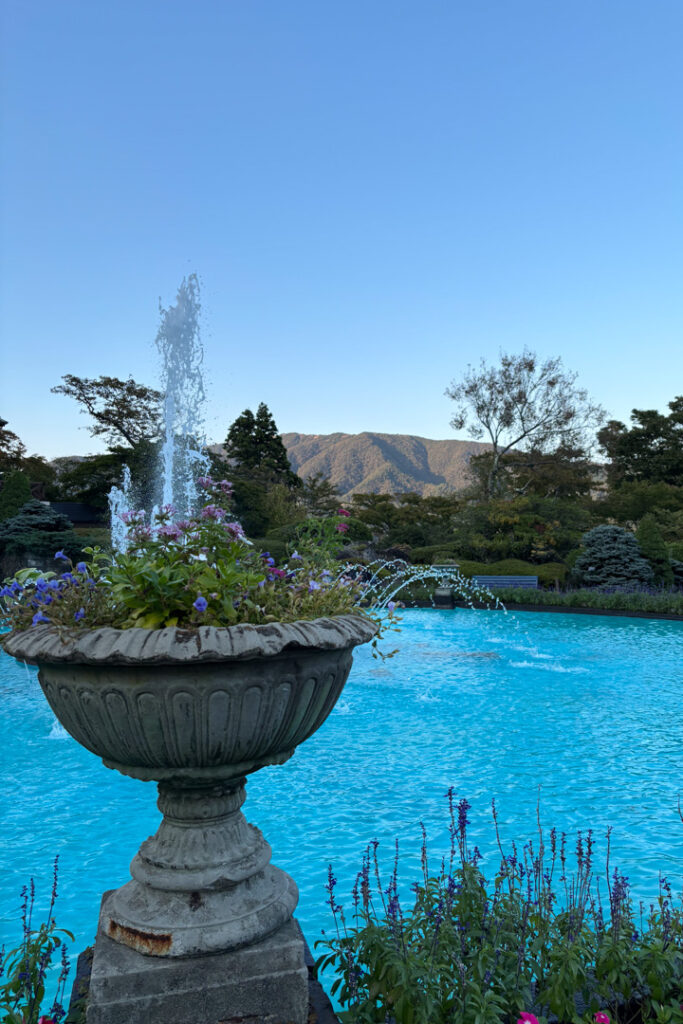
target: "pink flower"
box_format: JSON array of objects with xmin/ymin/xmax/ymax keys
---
[
  {"xmin": 595, "ymin": 1015, "xmax": 610, "ymax": 1024},
  {"xmin": 337, "ymin": 508, "xmax": 351, "ymax": 516},
  {"xmin": 518, "ymin": 1015, "xmax": 538, "ymax": 1024},
  {"xmin": 38, "ymin": 1017, "xmax": 58, "ymax": 1024},
  {"xmin": 335, "ymin": 522, "xmax": 349, "ymax": 533}
]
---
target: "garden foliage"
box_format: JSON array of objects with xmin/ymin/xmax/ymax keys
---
[
  {"xmin": 317, "ymin": 795, "xmax": 683, "ymax": 1024},
  {"xmin": 0, "ymin": 472, "xmax": 32, "ymax": 523},
  {"xmin": 635, "ymin": 516, "xmax": 674, "ymax": 587},
  {"xmin": 572, "ymin": 527, "xmax": 654, "ymax": 590},
  {"xmin": 0, "ymin": 859, "xmax": 72, "ymax": 1024}
]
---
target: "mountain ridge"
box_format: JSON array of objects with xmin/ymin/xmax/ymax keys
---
[{"xmin": 279, "ymin": 431, "xmax": 491, "ymax": 499}]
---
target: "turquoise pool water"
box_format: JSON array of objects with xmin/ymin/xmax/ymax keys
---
[{"xmin": 1, "ymin": 609, "xmax": 682, "ymax": 1006}]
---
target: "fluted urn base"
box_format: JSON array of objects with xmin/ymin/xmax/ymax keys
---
[{"xmin": 102, "ymin": 777, "xmax": 298, "ymax": 957}]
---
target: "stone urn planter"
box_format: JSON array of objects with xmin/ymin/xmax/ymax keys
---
[{"xmin": 5, "ymin": 613, "xmax": 376, "ymax": 1023}]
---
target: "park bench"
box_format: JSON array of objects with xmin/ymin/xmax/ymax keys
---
[{"xmin": 472, "ymin": 575, "xmax": 538, "ymax": 589}]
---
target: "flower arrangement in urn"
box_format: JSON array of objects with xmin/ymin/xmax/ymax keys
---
[
  {"xmin": 0, "ymin": 475, "xmax": 382, "ymax": 1024},
  {"xmin": 0, "ymin": 476, "xmax": 381, "ymax": 638}
]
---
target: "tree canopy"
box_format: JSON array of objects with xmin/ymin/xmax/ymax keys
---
[
  {"xmin": 51, "ymin": 374, "xmax": 163, "ymax": 451},
  {"xmin": 0, "ymin": 417, "xmax": 27, "ymax": 473},
  {"xmin": 222, "ymin": 403, "xmax": 300, "ymax": 488},
  {"xmin": 597, "ymin": 396, "xmax": 683, "ymax": 487},
  {"xmin": 445, "ymin": 349, "xmax": 605, "ymax": 498}
]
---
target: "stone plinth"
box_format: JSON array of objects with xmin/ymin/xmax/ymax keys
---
[
  {"xmin": 433, "ymin": 586, "xmax": 455, "ymax": 608},
  {"xmin": 86, "ymin": 896, "xmax": 308, "ymax": 1024}
]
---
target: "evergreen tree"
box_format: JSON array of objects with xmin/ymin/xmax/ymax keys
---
[
  {"xmin": 302, "ymin": 472, "xmax": 343, "ymax": 517},
  {"xmin": 572, "ymin": 525, "xmax": 654, "ymax": 590},
  {"xmin": 0, "ymin": 471, "xmax": 32, "ymax": 522},
  {"xmin": 223, "ymin": 409, "xmax": 258, "ymax": 469},
  {"xmin": 635, "ymin": 514, "xmax": 674, "ymax": 586},
  {"xmin": 253, "ymin": 403, "xmax": 300, "ymax": 486},
  {"xmin": 223, "ymin": 404, "xmax": 299, "ymax": 488},
  {"xmin": 598, "ymin": 396, "xmax": 683, "ymax": 486}
]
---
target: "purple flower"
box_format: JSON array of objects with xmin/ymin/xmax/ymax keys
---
[
  {"xmin": 60, "ymin": 572, "xmax": 75, "ymax": 583},
  {"xmin": 35, "ymin": 578, "xmax": 49, "ymax": 592},
  {"xmin": 76, "ymin": 562, "xmax": 87, "ymax": 574},
  {"xmin": 158, "ymin": 523, "xmax": 182, "ymax": 541},
  {"xmin": 290, "ymin": 550, "xmax": 302, "ymax": 560},
  {"xmin": 387, "ymin": 601, "xmax": 396, "ymax": 612},
  {"xmin": 0, "ymin": 585, "xmax": 13, "ymax": 598},
  {"xmin": 32, "ymin": 611, "xmax": 50, "ymax": 625},
  {"xmin": 10, "ymin": 581, "xmax": 23, "ymax": 594},
  {"xmin": 197, "ymin": 475, "xmax": 214, "ymax": 489},
  {"xmin": 54, "ymin": 550, "xmax": 68, "ymax": 561},
  {"xmin": 74, "ymin": 608, "xmax": 85, "ymax": 621},
  {"xmin": 200, "ymin": 505, "xmax": 226, "ymax": 521},
  {"xmin": 193, "ymin": 595, "xmax": 208, "ymax": 613},
  {"xmin": 308, "ymin": 580, "xmax": 320, "ymax": 592},
  {"xmin": 219, "ymin": 480, "xmax": 232, "ymax": 493},
  {"xmin": 225, "ymin": 521, "xmax": 245, "ymax": 539}
]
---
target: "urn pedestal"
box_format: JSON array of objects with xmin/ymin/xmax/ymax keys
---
[{"xmin": 5, "ymin": 615, "xmax": 376, "ymax": 1024}]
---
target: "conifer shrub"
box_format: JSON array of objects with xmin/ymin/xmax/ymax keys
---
[
  {"xmin": 571, "ymin": 526, "xmax": 654, "ymax": 590},
  {"xmin": 0, "ymin": 501, "xmax": 93, "ymax": 575},
  {"xmin": 0, "ymin": 500, "xmax": 72, "ymax": 537}
]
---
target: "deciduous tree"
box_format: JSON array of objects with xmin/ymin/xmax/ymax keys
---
[
  {"xmin": 51, "ymin": 375, "xmax": 163, "ymax": 451},
  {"xmin": 445, "ymin": 349, "xmax": 605, "ymax": 498}
]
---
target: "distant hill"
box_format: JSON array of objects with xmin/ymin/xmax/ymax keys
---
[{"xmin": 278, "ymin": 432, "xmax": 492, "ymax": 499}]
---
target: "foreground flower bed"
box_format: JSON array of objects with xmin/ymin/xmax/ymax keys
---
[{"xmin": 316, "ymin": 794, "xmax": 683, "ymax": 1024}]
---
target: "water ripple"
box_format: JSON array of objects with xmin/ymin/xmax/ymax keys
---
[{"xmin": 1, "ymin": 609, "xmax": 682, "ymax": 1008}]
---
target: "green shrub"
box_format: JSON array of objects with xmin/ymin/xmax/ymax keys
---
[
  {"xmin": 486, "ymin": 587, "xmax": 683, "ymax": 616},
  {"xmin": 0, "ymin": 471, "xmax": 32, "ymax": 522},
  {"xmin": 668, "ymin": 541, "xmax": 683, "ymax": 562},
  {"xmin": 0, "ymin": 530, "xmax": 99, "ymax": 560},
  {"xmin": 572, "ymin": 525, "xmax": 654, "ymax": 590},
  {"xmin": 409, "ymin": 544, "xmax": 460, "ymax": 564},
  {"xmin": 455, "ymin": 559, "xmax": 567, "ymax": 588},
  {"xmin": 636, "ymin": 514, "xmax": 674, "ymax": 585},
  {"xmin": 251, "ymin": 535, "xmax": 289, "ymax": 564}
]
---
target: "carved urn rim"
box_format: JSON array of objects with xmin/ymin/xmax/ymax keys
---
[{"xmin": 2, "ymin": 613, "xmax": 378, "ymax": 667}]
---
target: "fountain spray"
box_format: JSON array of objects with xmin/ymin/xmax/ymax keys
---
[{"xmin": 155, "ymin": 274, "xmax": 210, "ymax": 513}]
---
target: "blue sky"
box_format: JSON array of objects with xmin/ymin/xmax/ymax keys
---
[{"xmin": 1, "ymin": 0, "xmax": 681, "ymax": 459}]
